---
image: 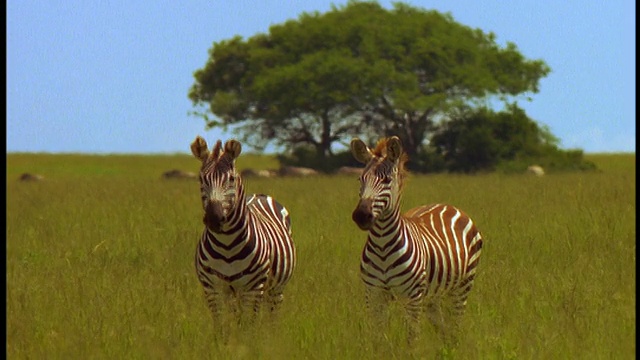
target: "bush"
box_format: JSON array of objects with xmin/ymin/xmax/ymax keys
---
[{"xmin": 427, "ymin": 104, "xmax": 597, "ymax": 174}]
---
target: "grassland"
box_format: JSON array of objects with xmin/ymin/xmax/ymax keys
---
[{"xmin": 6, "ymin": 152, "xmax": 635, "ymax": 359}]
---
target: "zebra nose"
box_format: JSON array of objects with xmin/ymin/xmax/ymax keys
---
[
  {"xmin": 352, "ymin": 199, "xmax": 374, "ymax": 230},
  {"xmin": 204, "ymin": 201, "xmax": 225, "ymax": 231}
]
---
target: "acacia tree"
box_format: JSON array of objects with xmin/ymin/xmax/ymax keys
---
[{"xmin": 188, "ymin": 1, "xmax": 551, "ymax": 161}]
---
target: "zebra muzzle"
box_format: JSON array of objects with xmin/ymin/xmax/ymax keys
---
[
  {"xmin": 204, "ymin": 200, "xmax": 226, "ymax": 232},
  {"xmin": 352, "ymin": 199, "xmax": 374, "ymax": 230}
]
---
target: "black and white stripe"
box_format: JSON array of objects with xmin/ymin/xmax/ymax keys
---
[
  {"xmin": 350, "ymin": 136, "xmax": 483, "ymax": 344},
  {"xmin": 190, "ymin": 136, "xmax": 296, "ymax": 323}
]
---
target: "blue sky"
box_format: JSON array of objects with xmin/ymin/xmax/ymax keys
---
[{"xmin": 7, "ymin": 0, "xmax": 635, "ymax": 154}]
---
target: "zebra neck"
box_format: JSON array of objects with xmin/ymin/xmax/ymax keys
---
[
  {"xmin": 368, "ymin": 206, "xmax": 401, "ymax": 246},
  {"xmin": 206, "ymin": 186, "xmax": 249, "ymax": 244}
]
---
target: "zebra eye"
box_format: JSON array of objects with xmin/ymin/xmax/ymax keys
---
[{"xmin": 229, "ymin": 175, "xmax": 236, "ymax": 182}]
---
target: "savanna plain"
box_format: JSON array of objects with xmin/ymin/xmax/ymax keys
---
[{"xmin": 6, "ymin": 153, "xmax": 635, "ymax": 359}]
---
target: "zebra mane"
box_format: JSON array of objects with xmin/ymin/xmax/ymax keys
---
[{"xmin": 371, "ymin": 137, "xmax": 410, "ymax": 190}]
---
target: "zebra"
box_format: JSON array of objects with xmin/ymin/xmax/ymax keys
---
[
  {"xmin": 350, "ymin": 136, "xmax": 484, "ymax": 346},
  {"xmin": 190, "ymin": 136, "xmax": 296, "ymax": 327}
]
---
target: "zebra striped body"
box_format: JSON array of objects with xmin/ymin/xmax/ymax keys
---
[
  {"xmin": 191, "ymin": 136, "xmax": 296, "ymax": 324},
  {"xmin": 351, "ymin": 136, "xmax": 483, "ymax": 344}
]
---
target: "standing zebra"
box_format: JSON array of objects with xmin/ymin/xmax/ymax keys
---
[
  {"xmin": 350, "ymin": 136, "xmax": 483, "ymax": 345},
  {"xmin": 190, "ymin": 136, "xmax": 296, "ymax": 326}
]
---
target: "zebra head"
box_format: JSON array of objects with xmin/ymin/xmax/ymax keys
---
[
  {"xmin": 350, "ymin": 136, "xmax": 407, "ymax": 231},
  {"xmin": 191, "ymin": 136, "xmax": 243, "ymax": 233}
]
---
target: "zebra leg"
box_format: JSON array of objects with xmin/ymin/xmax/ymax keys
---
[
  {"xmin": 404, "ymin": 297, "xmax": 424, "ymax": 345},
  {"xmin": 426, "ymin": 299, "xmax": 447, "ymax": 342},
  {"xmin": 259, "ymin": 288, "xmax": 284, "ymax": 327},
  {"xmin": 365, "ymin": 286, "xmax": 391, "ymax": 335},
  {"xmin": 202, "ymin": 286, "xmax": 235, "ymax": 344},
  {"xmin": 441, "ymin": 290, "xmax": 470, "ymax": 348},
  {"xmin": 203, "ymin": 287, "xmax": 221, "ymax": 320},
  {"xmin": 237, "ymin": 289, "xmax": 265, "ymax": 328},
  {"xmin": 267, "ymin": 288, "xmax": 285, "ymax": 313}
]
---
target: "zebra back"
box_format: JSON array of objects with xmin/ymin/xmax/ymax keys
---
[
  {"xmin": 404, "ymin": 203, "xmax": 483, "ymax": 298},
  {"xmin": 245, "ymin": 193, "xmax": 296, "ymax": 291}
]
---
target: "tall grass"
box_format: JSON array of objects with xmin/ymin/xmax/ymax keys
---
[{"xmin": 7, "ymin": 153, "xmax": 635, "ymax": 359}]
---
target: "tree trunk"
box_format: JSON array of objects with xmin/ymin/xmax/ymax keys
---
[
  {"xmin": 319, "ymin": 113, "xmax": 333, "ymax": 158},
  {"xmin": 384, "ymin": 111, "xmax": 434, "ymax": 171}
]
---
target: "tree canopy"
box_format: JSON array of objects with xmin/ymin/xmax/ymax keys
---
[{"xmin": 189, "ymin": 0, "xmax": 551, "ymax": 164}]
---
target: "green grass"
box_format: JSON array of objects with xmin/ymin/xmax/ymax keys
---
[{"xmin": 7, "ymin": 153, "xmax": 635, "ymax": 359}]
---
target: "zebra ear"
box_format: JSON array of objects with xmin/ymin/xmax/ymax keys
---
[
  {"xmin": 190, "ymin": 136, "xmax": 210, "ymax": 162},
  {"xmin": 351, "ymin": 138, "xmax": 372, "ymax": 164},
  {"xmin": 224, "ymin": 139, "xmax": 242, "ymax": 160},
  {"xmin": 386, "ymin": 136, "xmax": 403, "ymax": 162}
]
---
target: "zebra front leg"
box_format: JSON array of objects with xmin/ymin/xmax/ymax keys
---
[
  {"xmin": 202, "ymin": 286, "xmax": 233, "ymax": 344},
  {"xmin": 238, "ymin": 289, "xmax": 265, "ymax": 329},
  {"xmin": 203, "ymin": 287, "xmax": 221, "ymax": 320},
  {"xmin": 364, "ymin": 286, "xmax": 392, "ymax": 338},
  {"xmin": 258, "ymin": 289, "xmax": 285, "ymax": 327}
]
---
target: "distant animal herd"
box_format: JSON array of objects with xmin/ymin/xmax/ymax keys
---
[
  {"xmin": 161, "ymin": 165, "xmax": 363, "ymax": 180},
  {"xmin": 16, "ymin": 164, "xmax": 546, "ymax": 182}
]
